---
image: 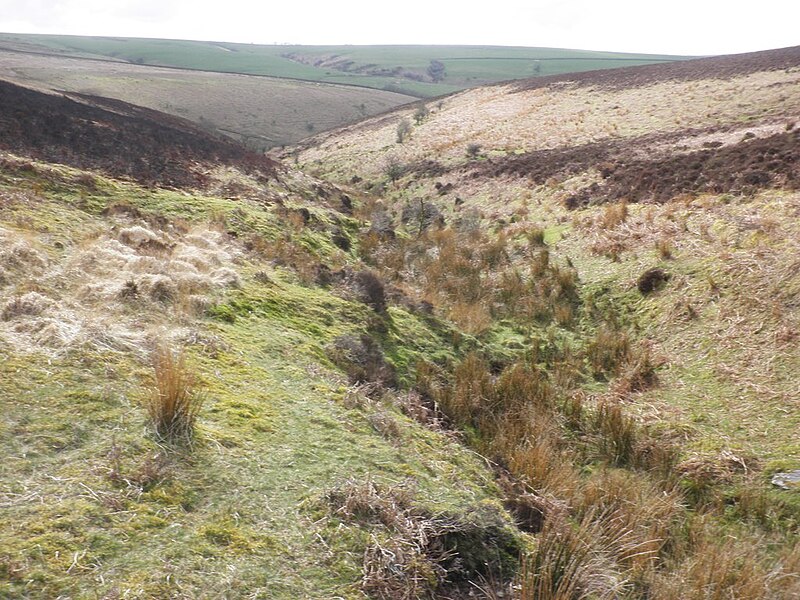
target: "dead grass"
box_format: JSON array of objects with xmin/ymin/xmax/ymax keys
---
[
  {"xmin": 0, "ymin": 217, "xmax": 244, "ymax": 356},
  {"xmin": 144, "ymin": 345, "xmax": 205, "ymax": 441},
  {"xmin": 651, "ymin": 533, "xmax": 774, "ymax": 600},
  {"xmin": 517, "ymin": 510, "xmax": 629, "ymax": 600},
  {"xmin": 325, "ymin": 479, "xmax": 452, "ymax": 599},
  {"xmin": 325, "ymin": 478, "xmax": 522, "ymax": 599},
  {"xmin": 599, "ymin": 201, "xmax": 629, "ymax": 230},
  {"xmin": 593, "ymin": 400, "xmax": 638, "ymax": 467}
]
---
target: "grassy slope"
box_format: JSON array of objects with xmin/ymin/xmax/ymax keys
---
[
  {"xmin": 0, "ymin": 33, "xmax": 688, "ymax": 98},
  {"xmin": 0, "ymin": 51, "xmax": 415, "ymax": 149},
  {"xmin": 0, "ymin": 159, "xmax": 511, "ymax": 598},
  {"xmin": 3, "ymin": 44, "xmax": 799, "ymax": 599},
  {"xmin": 292, "ymin": 51, "xmax": 800, "ymax": 468},
  {"xmin": 279, "ymin": 49, "xmax": 800, "ymax": 598}
]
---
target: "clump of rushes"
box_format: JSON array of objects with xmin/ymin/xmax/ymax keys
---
[{"xmin": 144, "ymin": 345, "xmax": 204, "ymax": 441}]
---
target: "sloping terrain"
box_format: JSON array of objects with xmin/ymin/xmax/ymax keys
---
[
  {"xmin": 284, "ymin": 46, "xmax": 800, "ymax": 598},
  {"xmin": 0, "ymin": 49, "xmax": 415, "ymax": 149},
  {"xmin": 291, "ymin": 45, "xmax": 800, "ymax": 460},
  {"xmin": 0, "ymin": 79, "xmax": 278, "ymax": 188},
  {"xmin": 0, "ymin": 81, "xmax": 528, "ymax": 598},
  {"xmin": 2, "ymin": 46, "xmax": 800, "ymax": 599},
  {"xmin": 0, "ymin": 33, "xmax": 688, "ymax": 97}
]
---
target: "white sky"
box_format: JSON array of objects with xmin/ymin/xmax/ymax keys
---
[{"xmin": 0, "ymin": 0, "xmax": 797, "ymax": 56}]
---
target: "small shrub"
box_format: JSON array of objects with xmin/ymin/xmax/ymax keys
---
[
  {"xmin": 518, "ymin": 511, "xmax": 628, "ymax": 600},
  {"xmin": 326, "ymin": 479, "xmax": 521, "ymax": 599},
  {"xmin": 445, "ymin": 352, "xmax": 494, "ymax": 427},
  {"xmin": 504, "ymin": 430, "xmax": 581, "ymax": 497},
  {"xmin": 656, "ymin": 238, "xmax": 674, "ymax": 259},
  {"xmin": 613, "ymin": 343, "xmax": 660, "ymax": 395},
  {"xmin": 384, "ymin": 157, "xmax": 406, "ymax": 182},
  {"xmin": 144, "ymin": 345, "xmax": 204, "ymax": 441},
  {"xmin": 427, "ymin": 60, "xmax": 446, "ymax": 82},
  {"xmin": 600, "ymin": 201, "xmax": 628, "ymax": 229},
  {"xmin": 0, "ymin": 555, "xmax": 26, "ymax": 583},
  {"xmin": 637, "ymin": 268, "xmax": 670, "ymax": 295},
  {"xmin": 466, "ymin": 143, "xmax": 482, "ymax": 159},
  {"xmin": 367, "ymin": 410, "xmax": 402, "ymax": 442},
  {"xmin": 650, "ymin": 534, "xmax": 773, "ymax": 600},
  {"xmin": 413, "ymin": 105, "xmax": 429, "ymax": 125},
  {"xmin": 326, "ymin": 479, "xmax": 444, "ymax": 599},
  {"xmin": 449, "ymin": 301, "xmax": 493, "ymax": 335},
  {"xmin": 118, "ymin": 279, "xmax": 139, "ymax": 300},
  {"xmin": 586, "ymin": 325, "xmax": 631, "ymax": 379},
  {"xmin": 127, "ymin": 452, "xmax": 171, "ymax": 492},
  {"xmin": 525, "ymin": 226, "xmax": 546, "ymax": 247},
  {"xmin": 148, "ymin": 276, "xmax": 178, "ymax": 303},
  {"xmin": 331, "ymin": 229, "xmax": 351, "ymax": 251},
  {"xmin": 330, "ymin": 334, "xmax": 397, "ymax": 388},
  {"xmin": 1, "ymin": 292, "xmax": 53, "ymax": 321},
  {"xmin": 396, "ymin": 119, "xmax": 412, "ymax": 143},
  {"xmin": 594, "ymin": 400, "xmax": 638, "ymax": 467}
]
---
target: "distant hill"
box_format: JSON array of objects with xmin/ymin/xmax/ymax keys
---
[
  {"xmin": 0, "ymin": 34, "xmax": 691, "ymax": 149},
  {"xmin": 0, "ymin": 48, "xmax": 415, "ymax": 150},
  {"xmin": 0, "ymin": 33, "xmax": 690, "ymax": 98},
  {"xmin": 0, "ymin": 79, "xmax": 276, "ymax": 187}
]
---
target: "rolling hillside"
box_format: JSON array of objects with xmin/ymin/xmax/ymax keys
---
[
  {"xmin": 0, "ymin": 33, "xmax": 689, "ymax": 149},
  {"xmin": 0, "ymin": 79, "xmax": 525, "ymax": 598},
  {"xmin": 1, "ymin": 44, "xmax": 799, "ymax": 599},
  {"xmin": 0, "ymin": 33, "xmax": 688, "ymax": 97},
  {"xmin": 290, "ymin": 46, "xmax": 800, "ymax": 459},
  {"xmin": 0, "ymin": 50, "xmax": 415, "ymax": 149},
  {"xmin": 284, "ymin": 46, "xmax": 800, "ymax": 597}
]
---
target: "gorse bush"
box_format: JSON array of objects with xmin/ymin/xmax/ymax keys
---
[{"xmin": 144, "ymin": 345, "xmax": 204, "ymax": 441}]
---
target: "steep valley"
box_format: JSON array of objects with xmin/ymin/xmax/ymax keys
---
[{"xmin": 1, "ymin": 46, "xmax": 799, "ymax": 599}]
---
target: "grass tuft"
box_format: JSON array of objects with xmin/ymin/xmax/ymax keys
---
[{"xmin": 144, "ymin": 345, "xmax": 205, "ymax": 441}]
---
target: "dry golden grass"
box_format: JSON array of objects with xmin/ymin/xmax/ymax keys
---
[
  {"xmin": 144, "ymin": 345, "xmax": 205, "ymax": 441},
  {"xmin": 297, "ymin": 69, "xmax": 800, "ymax": 183},
  {"xmin": 518, "ymin": 510, "xmax": 629, "ymax": 600},
  {"xmin": 599, "ymin": 201, "xmax": 629, "ymax": 230}
]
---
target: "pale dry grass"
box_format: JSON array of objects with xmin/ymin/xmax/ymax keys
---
[
  {"xmin": 0, "ymin": 219, "xmax": 243, "ymax": 356},
  {"xmin": 518, "ymin": 509, "xmax": 631, "ymax": 600},
  {"xmin": 298, "ymin": 69, "xmax": 800, "ymax": 181}
]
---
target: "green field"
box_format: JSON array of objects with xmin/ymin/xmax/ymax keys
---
[{"xmin": 0, "ymin": 33, "xmax": 690, "ymax": 98}]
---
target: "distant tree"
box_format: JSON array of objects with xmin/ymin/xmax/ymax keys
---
[
  {"xmin": 427, "ymin": 59, "xmax": 447, "ymax": 82},
  {"xmin": 385, "ymin": 157, "xmax": 406, "ymax": 182},
  {"xmin": 413, "ymin": 105, "xmax": 429, "ymax": 125},
  {"xmin": 396, "ymin": 119, "xmax": 412, "ymax": 143}
]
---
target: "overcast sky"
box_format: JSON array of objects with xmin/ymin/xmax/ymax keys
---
[{"xmin": 0, "ymin": 0, "xmax": 797, "ymax": 56}]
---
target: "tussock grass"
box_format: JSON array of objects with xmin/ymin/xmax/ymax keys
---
[
  {"xmin": 518, "ymin": 510, "xmax": 629, "ymax": 600},
  {"xmin": 144, "ymin": 345, "xmax": 204, "ymax": 441}
]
